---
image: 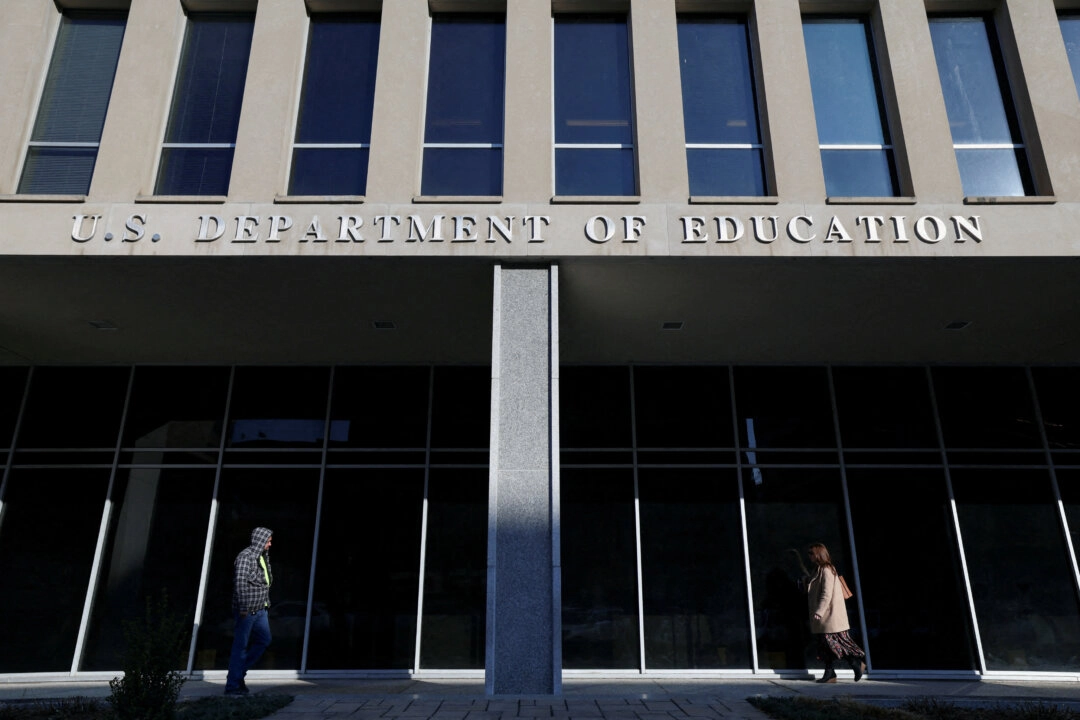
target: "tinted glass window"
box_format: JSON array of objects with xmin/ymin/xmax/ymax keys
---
[
  {"xmin": 329, "ymin": 366, "xmax": 430, "ymax": 449},
  {"xmin": 804, "ymin": 17, "xmax": 897, "ymax": 197},
  {"xmin": 290, "ymin": 15, "xmax": 379, "ymax": 195},
  {"xmin": 226, "ymin": 367, "xmax": 330, "ymax": 449},
  {"xmin": 122, "ymin": 367, "xmax": 229, "ymax": 448},
  {"xmin": 17, "ymin": 367, "xmax": 129, "ymax": 449},
  {"xmin": 633, "ymin": 366, "xmax": 733, "ymax": 449},
  {"xmin": 429, "ymin": 367, "xmax": 490, "ymax": 450},
  {"xmin": 1061, "ymin": 13, "xmax": 1080, "ymax": 101},
  {"xmin": 1032, "ymin": 367, "xmax": 1080, "ymax": 451},
  {"xmin": 0, "ymin": 368, "xmax": 28, "ymax": 449},
  {"xmin": 156, "ymin": 14, "xmax": 254, "ymax": 195},
  {"xmin": 560, "ymin": 367, "xmax": 632, "ymax": 450},
  {"xmin": 554, "ymin": 16, "xmax": 636, "ymax": 195},
  {"xmin": 932, "ymin": 367, "xmax": 1041, "ymax": 449},
  {"xmin": 834, "ymin": 367, "xmax": 939, "ymax": 449},
  {"xmin": 734, "ymin": 367, "xmax": 836, "ymax": 451},
  {"xmin": 19, "ymin": 13, "xmax": 126, "ymax": 194},
  {"xmin": 421, "ymin": 16, "xmax": 505, "ymax": 196},
  {"xmin": 676, "ymin": 16, "xmax": 765, "ymax": 196}
]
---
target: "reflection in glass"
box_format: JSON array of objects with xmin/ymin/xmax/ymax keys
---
[
  {"xmin": 1055, "ymin": 470, "xmax": 1080, "ymax": 589},
  {"xmin": 307, "ymin": 469, "xmax": 423, "ymax": 669},
  {"xmin": 0, "ymin": 469, "xmax": 110, "ymax": 671},
  {"xmin": 952, "ymin": 469, "xmax": 1080, "ymax": 670},
  {"xmin": 194, "ymin": 468, "xmax": 319, "ymax": 671},
  {"xmin": 227, "ymin": 367, "xmax": 330, "ymax": 448},
  {"xmin": 742, "ymin": 467, "xmax": 854, "ymax": 670},
  {"xmin": 734, "ymin": 367, "xmax": 836, "ymax": 451},
  {"xmin": 17, "ymin": 367, "xmax": 130, "ymax": 449},
  {"xmin": 561, "ymin": 469, "xmax": 639, "ymax": 669},
  {"xmin": 82, "ymin": 468, "xmax": 216, "ymax": 670},
  {"xmin": 639, "ymin": 469, "xmax": 749, "ymax": 668},
  {"xmin": 420, "ymin": 469, "xmax": 487, "ymax": 669},
  {"xmin": 122, "ymin": 367, "xmax": 229, "ymax": 450},
  {"xmin": 932, "ymin": 367, "xmax": 1041, "ymax": 449},
  {"xmin": 847, "ymin": 468, "xmax": 976, "ymax": 669},
  {"xmin": 1033, "ymin": 368, "xmax": 1080, "ymax": 450}
]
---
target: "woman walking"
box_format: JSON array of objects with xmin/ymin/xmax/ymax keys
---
[{"xmin": 806, "ymin": 542, "xmax": 866, "ymax": 683}]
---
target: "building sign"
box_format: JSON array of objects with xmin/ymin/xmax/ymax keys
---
[{"xmin": 70, "ymin": 211, "xmax": 983, "ymax": 246}]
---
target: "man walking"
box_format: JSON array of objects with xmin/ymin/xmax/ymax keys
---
[{"xmin": 225, "ymin": 526, "xmax": 273, "ymax": 696}]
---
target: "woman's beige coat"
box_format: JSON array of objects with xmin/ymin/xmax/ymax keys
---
[{"xmin": 806, "ymin": 565, "xmax": 850, "ymax": 635}]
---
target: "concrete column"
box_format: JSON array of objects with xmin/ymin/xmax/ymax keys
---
[{"xmin": 486, "ymin": 264, "xmax": 560, "ymax": 696}]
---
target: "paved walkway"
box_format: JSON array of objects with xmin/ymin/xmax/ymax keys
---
[{"xmin": 5, "ymin": 677, "xmax": 1080, "ymax": 720}]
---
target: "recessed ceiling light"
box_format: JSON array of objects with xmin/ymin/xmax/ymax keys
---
[
  {"xmin": 661, "ymin": 321, "xmax": 684, "ymax": 330},
  {"xmin": 944, "ymin": 320, "xmax": 971, "ymax": 331},
  {"xmin": 88, "ymin": 320, "xmax": 118, "ymax": 331},
  {"xmin": 372, "ymin": 320, "xmax": 396, "ymax": 330}
]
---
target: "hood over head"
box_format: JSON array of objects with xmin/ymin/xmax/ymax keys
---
[{"xmin": 250, "ymin": 526, "xmax": 273, "ymax": 551}]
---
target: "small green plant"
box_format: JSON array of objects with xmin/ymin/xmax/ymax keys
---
[{"xmin": 108, "ymin": 591, "xmax": 189, "ymax": 720}]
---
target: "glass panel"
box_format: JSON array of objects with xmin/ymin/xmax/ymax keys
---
[
  {"xmin": 561, "ymin": 468, "xmax": 639, "ymax": 669},
  {"xmin": 17, "ymin": 367, "xmax": 129, "ymax": 449},
  {"xmin": 633, "ymin": 366, "xmax": 733, "ymax": 449},
  {"xmin": 932, "ymin": 367, "xmax": 1041, "ymax": 449},
  {"xmin": 1032, "ymin": 367, "xmax": 1080, "ymax": 450},
  {"xmin": 122, "ymin": 367, "xmax": 229, "ymax": 450},
  {"xmin": 425, "ymin": 16, "xmax": 505, "ymax": 145},
  {"xmin": 555, "ymin": 148, "xmax": 636, "ymax": 196},
  {"xmin": 226, "ymin": 367, "xmax": 330, "ymax": 449},
  {"xmin": 954, "ymin": 148, "xmax": 1032, "ymax": 197},
  {"xmin": 847, "ymin": 468, "xmax": 977, "ymax": 670},
  {"xmin": 1060, "ymin": 13, "xmax": 1080, "ymax": 100},
  {"xmin": 430, "ymin": 367, "xmax": 490, "ymax": 451},
  {"xmin": 833, "ymin": 367, "xmax": 939, "ymax": 449},
  {"xmin": 0, "ymin": 468, "xmax": 110, "ymax": 672},
  {"xmin": 421, "ymin": 148, "xmax": 503, "ymax": 197},
  {"xmin": 561, "ymin": 367, "xmax": 631, "ymax": 449},
  {"xmin": 295, "ymin": 16, "xmax": 380, "ymax": 144},
  {"xmin": 734, "ymin": 367, "xmax": 836, "ymax": 451},
  {"xmin": 952, "ymin": 469, "xmax": 1080, "ymax": 671},
  {"xmin": 194, "ymin": 468, "xmax": 319, "ymax": 671},
  {"xmin": 289, "ymin": 148, "xmax": 369, "ymax": 196},
  {"xmin": 640, "ymin": 468, "xmax": 750, "ymax": 669},
  {"xmin": 306, "ymin": 468, "xmax": 423, "ymax": 669},
  {"xmin": 803, "ymin": 18, "xmax": 890, "ymax": 146},
  {"xmin": 1055, "ymin": 469, "xmax": 1080, "ymax": 588},
  {"xmin": 554, "ymin": 16, "xmax": 633, "ymax": 145},
  {"xmin": 329, "ymin": 367, "xmax": 430, "ymax": 449},
  {"xmin": 743, "ymin": 467, "xmax": 855, "ymax": 670},
  {"xmin": 81, "ymin": 468, "xmax": 216, "ymax": 670},
  {"xmin": 677, "ymin": 17, "xmax": 760, "ymax": 146},
  {"xmin": 420, "ymin": 468, "xmax": 487, "ymax": 669},
  {"xmin": 820, "ymin": 148, "xmax": 897, "ymax": 198},
  {"xmin": 0, "ymin": 367, "xmax": 28, "ymax": 449},
  {"xmin": 155, "ymin": 147, "xmax": 235, "ymax": 197},
  {"xmin": 19, "ymin": 147, "xmax": 98, "ymax": 195},
  {"xmin": 686, "ymin": 148, "xmax": 765, "ymax": 197}
]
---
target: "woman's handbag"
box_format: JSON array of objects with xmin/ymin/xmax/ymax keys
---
[{"xmin": 838, "ymin": 574, "xmax": 854, "ymax": 600}]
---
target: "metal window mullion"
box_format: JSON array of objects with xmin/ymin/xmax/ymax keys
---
[
  {"xmin": 819, "ymin": 144, "xmax": 893, "ymax": 150},
  {"xmin": 27, "ymin": 141, "xmax": 100, "ymax": 148},
  {"xmin": 827, "ymin": 367, "xmax": 872, "ymax": 672},
  {"xmin": 293, "ymin": 143, "xmax": 369, "ymax": 149},
  {"xmin": 553, "ymin": 143, "xmax": 633, "ymax": 149},
  {"xmin": 187, "ymin": 365, "xmax": 236, "ymax": 673},
  {"xmin": 0, "ymin": 367, "xmax": 34, "ymax": 537},
  {"xmin": 300, "ymin": 366, "xmax": 335, "ymax": 674},
  {"xmin": 413, "ymin": 365, "xmax": 436, "ymax": 671},
  {"xmin": 71, "ymin": 366, "xmax": 135, "ymax": 674},
  {"xmin": 161, "ymin": 142, "xmax": 236, "ymax": 149},
  {"xmin": 685, "ymin": 143, "xmax": 762, "ymax": 150},
  {"xmin": 1027, "ymin": 367, "xmax": 1080, "ymax": 605},
  {"xmin": 423, "ymin": 143, "xmax": 503, "ymax": 149},
  {"xmin": 731, "ymin": 366, "xmax": 759, "ymax": 672},
  {"xmin": 927, "ymin": 366, "xmax": 987, "ymax": 675},
  {"xmin": 953, "ymin": 143, "xmax": 1023, "ymax": 150},
  {"xmin": 628, "ymin": 366, "xmax": 646, "ymax": 673}
]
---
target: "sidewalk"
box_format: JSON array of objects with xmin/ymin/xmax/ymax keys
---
[{"xmin": 4, "ymin": 677, "xmax": 1080, "ymax": 720}]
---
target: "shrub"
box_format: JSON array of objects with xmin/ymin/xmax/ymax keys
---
[{"xmin": 108, "ymin": 591, "xmax": 189, "ymax": 720}]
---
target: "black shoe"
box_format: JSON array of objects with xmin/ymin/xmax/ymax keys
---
[
  {"xmin": 816, "ymin": 668, "xmax": 837, "ymax": 683},
  {"xmin": 853, "ymin": 661, "xmax": 866, "ymax": 682}
]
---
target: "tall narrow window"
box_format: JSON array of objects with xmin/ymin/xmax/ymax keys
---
[
  {"xmin": 554, "ymin": 16, "xmax": 636, "ymax": 196},
  {"xmin": 420, "ymin": 15, "xmax": 505, "ymax": 197},
  {"xmin": 929, "ymin": 15, "xmax": 1034, "ymax": 197},
  {"xmin": 803, "ymin": 17, "xmax": 898, "ymax": 198},
  {"xmin": 18, "ymin": 12, "xmax": 126, "ymax": 195},
  {"xmin": 676, "ymin": 16, "xmax": 765, "ymax": 197},
  {"xmin": 155, "ymin": 14, "xmax": 254, "ymax": 196},
  {"xmin": 290, "ymin": 15, "xmax": 380, "ymax": 196},
  {"xmin": 1059, "ymin": 12, "xmax": 1080, "ymax": 101}
]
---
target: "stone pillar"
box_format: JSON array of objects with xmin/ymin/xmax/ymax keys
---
[{"xmin": 486, "ymin": 264, "xmax": 560, "ymax": 696}]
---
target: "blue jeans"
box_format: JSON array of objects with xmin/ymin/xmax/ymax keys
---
[{"xmin": 225, "ymin": 608, "xmax": 271, "ymax": 690}]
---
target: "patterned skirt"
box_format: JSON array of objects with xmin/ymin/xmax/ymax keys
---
[{"xmin": 817, "ymin": 631, "xmax": 865, "ymax": 662}]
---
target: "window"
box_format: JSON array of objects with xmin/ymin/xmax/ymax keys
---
[
  {"xmin": 289, "ymin": 15, "xmax": 380, "ymax": 196},
  {"xmin": 18, "ymin": 12, "xmax": 126, "ymax": 195},
  {"xmin": 155, "ymin": 14, "xmax": 254, "ymax": 196},
  {"xmin": 1059, "ymin": 12, "xmax": 1080, "ymax": 101},
  {"xmin": 676, "ymin": 16, "xmax": 765, "ymax": 197},
  {"xmin": 803, "ymin": 17, "xmax": 898, "ymax": 198},
  {"xmin": 420, "ymin": 15, "xmax": 505, "ymax": 197},
  {"xmin": 929, "ymin": 15, "xmax": 1034, "ymax": 197},
  {"xmin": 554, "ymin": 16, "xmax": 636, "ymax": 196}
]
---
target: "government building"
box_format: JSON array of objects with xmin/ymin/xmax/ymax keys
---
[{"xmin": 2, "ymin": 0, "xmax": 1080, "ymax": 694}]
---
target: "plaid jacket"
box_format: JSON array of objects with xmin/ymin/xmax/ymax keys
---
[{"xmin": 232, "ymin": 526, "xmax": 273, "ymax": 614}]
